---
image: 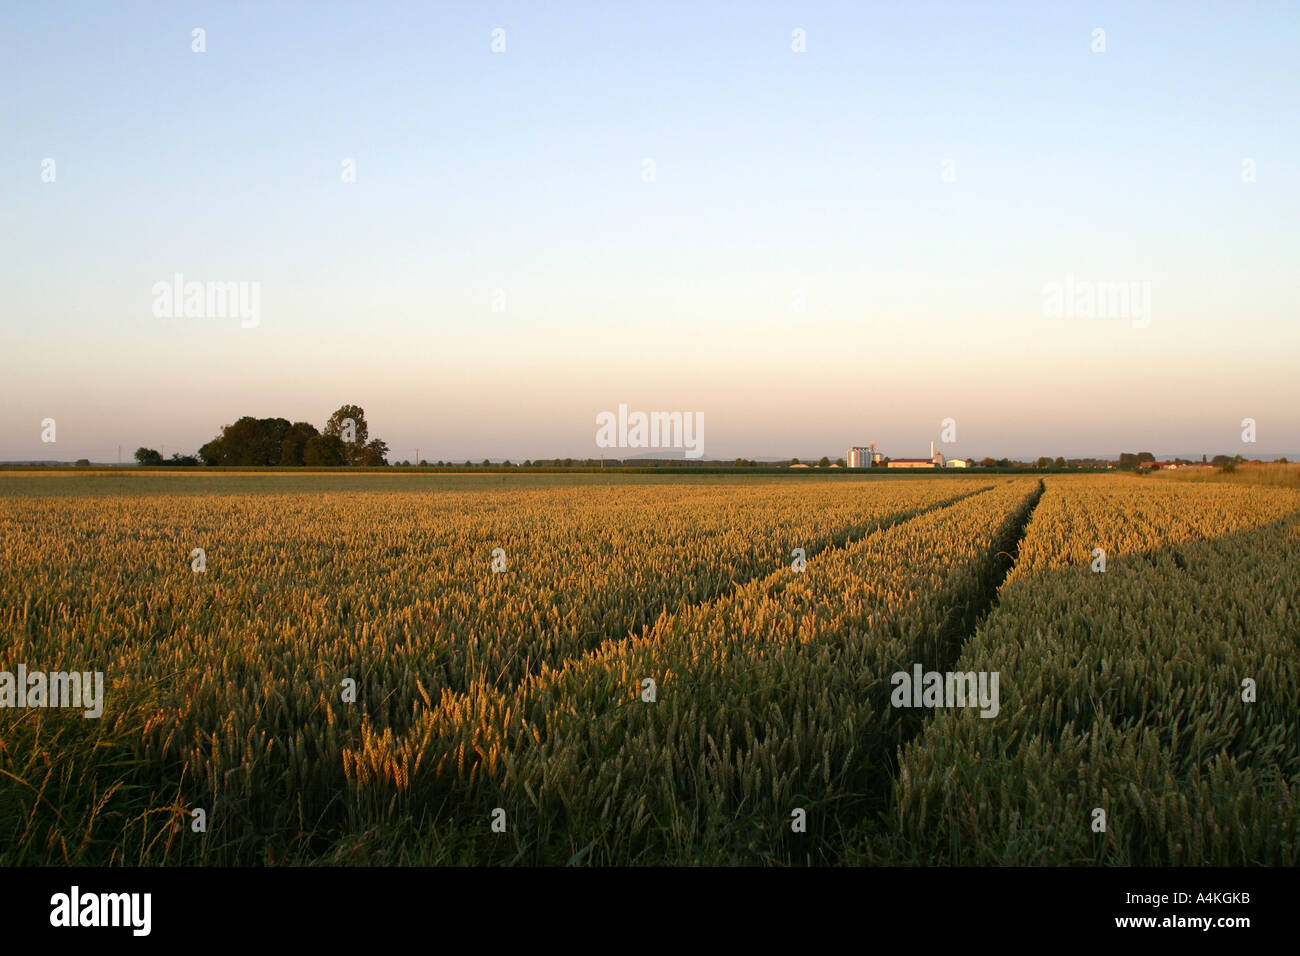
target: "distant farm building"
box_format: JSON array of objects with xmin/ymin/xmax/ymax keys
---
[
  {"xmin": 888, "ymin": 441, "xmax": 945, "ymax": 469},
  {"xmin": 853, "ymin": 440, "xmax": 956, "ymax": 469}
]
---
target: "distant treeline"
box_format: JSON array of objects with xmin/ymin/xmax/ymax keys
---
[
  {"xmin": 129, "ymin": 432, "xmax": 1268, "ymax": 471},
  {"xmin": 135, "ymin": 405, "xmax": 389, "ymax": 467},
  {"xmin": 1114, "ymin": 452, "xmax": 1274, "ymax": 470}
]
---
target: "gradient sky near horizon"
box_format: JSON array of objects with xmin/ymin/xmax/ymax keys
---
[{"xmin": 2, "ymin": 1, "xmax": 1297, "ymax": 462}]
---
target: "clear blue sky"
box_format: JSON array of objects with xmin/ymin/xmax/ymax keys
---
[{"xmin": 3, "ymin": 1, "xmax": 1297, "ymax": 461}]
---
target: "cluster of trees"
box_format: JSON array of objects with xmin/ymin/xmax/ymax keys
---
[
  {"xmin": 135, "ymin": 405, "xmax": 388, "ymax": 467},
  {"xmin": 1117, "ymin": 452, "xmax": 1156, "ymax": 470},
  {"xmin": 133, "ymin": 449, "xmax": 200, "ymax": 466},
  {"xmin": 1210, "ymin": 453, "xmax": 1248, "ymax": 473}
]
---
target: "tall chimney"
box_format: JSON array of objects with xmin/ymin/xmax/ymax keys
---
[{"xmin": 931, "ymin": 440, "xmax": 935, "ymax": 460}]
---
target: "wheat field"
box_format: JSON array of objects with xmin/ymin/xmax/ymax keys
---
[{"xmin": 1, "ymin": 472, "xmax": 1296, "ymax": 865}]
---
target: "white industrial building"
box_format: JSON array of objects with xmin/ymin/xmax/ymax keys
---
[{"xmin": 847, "ymin": 442, "xmax": 883, "ymax": 469}]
